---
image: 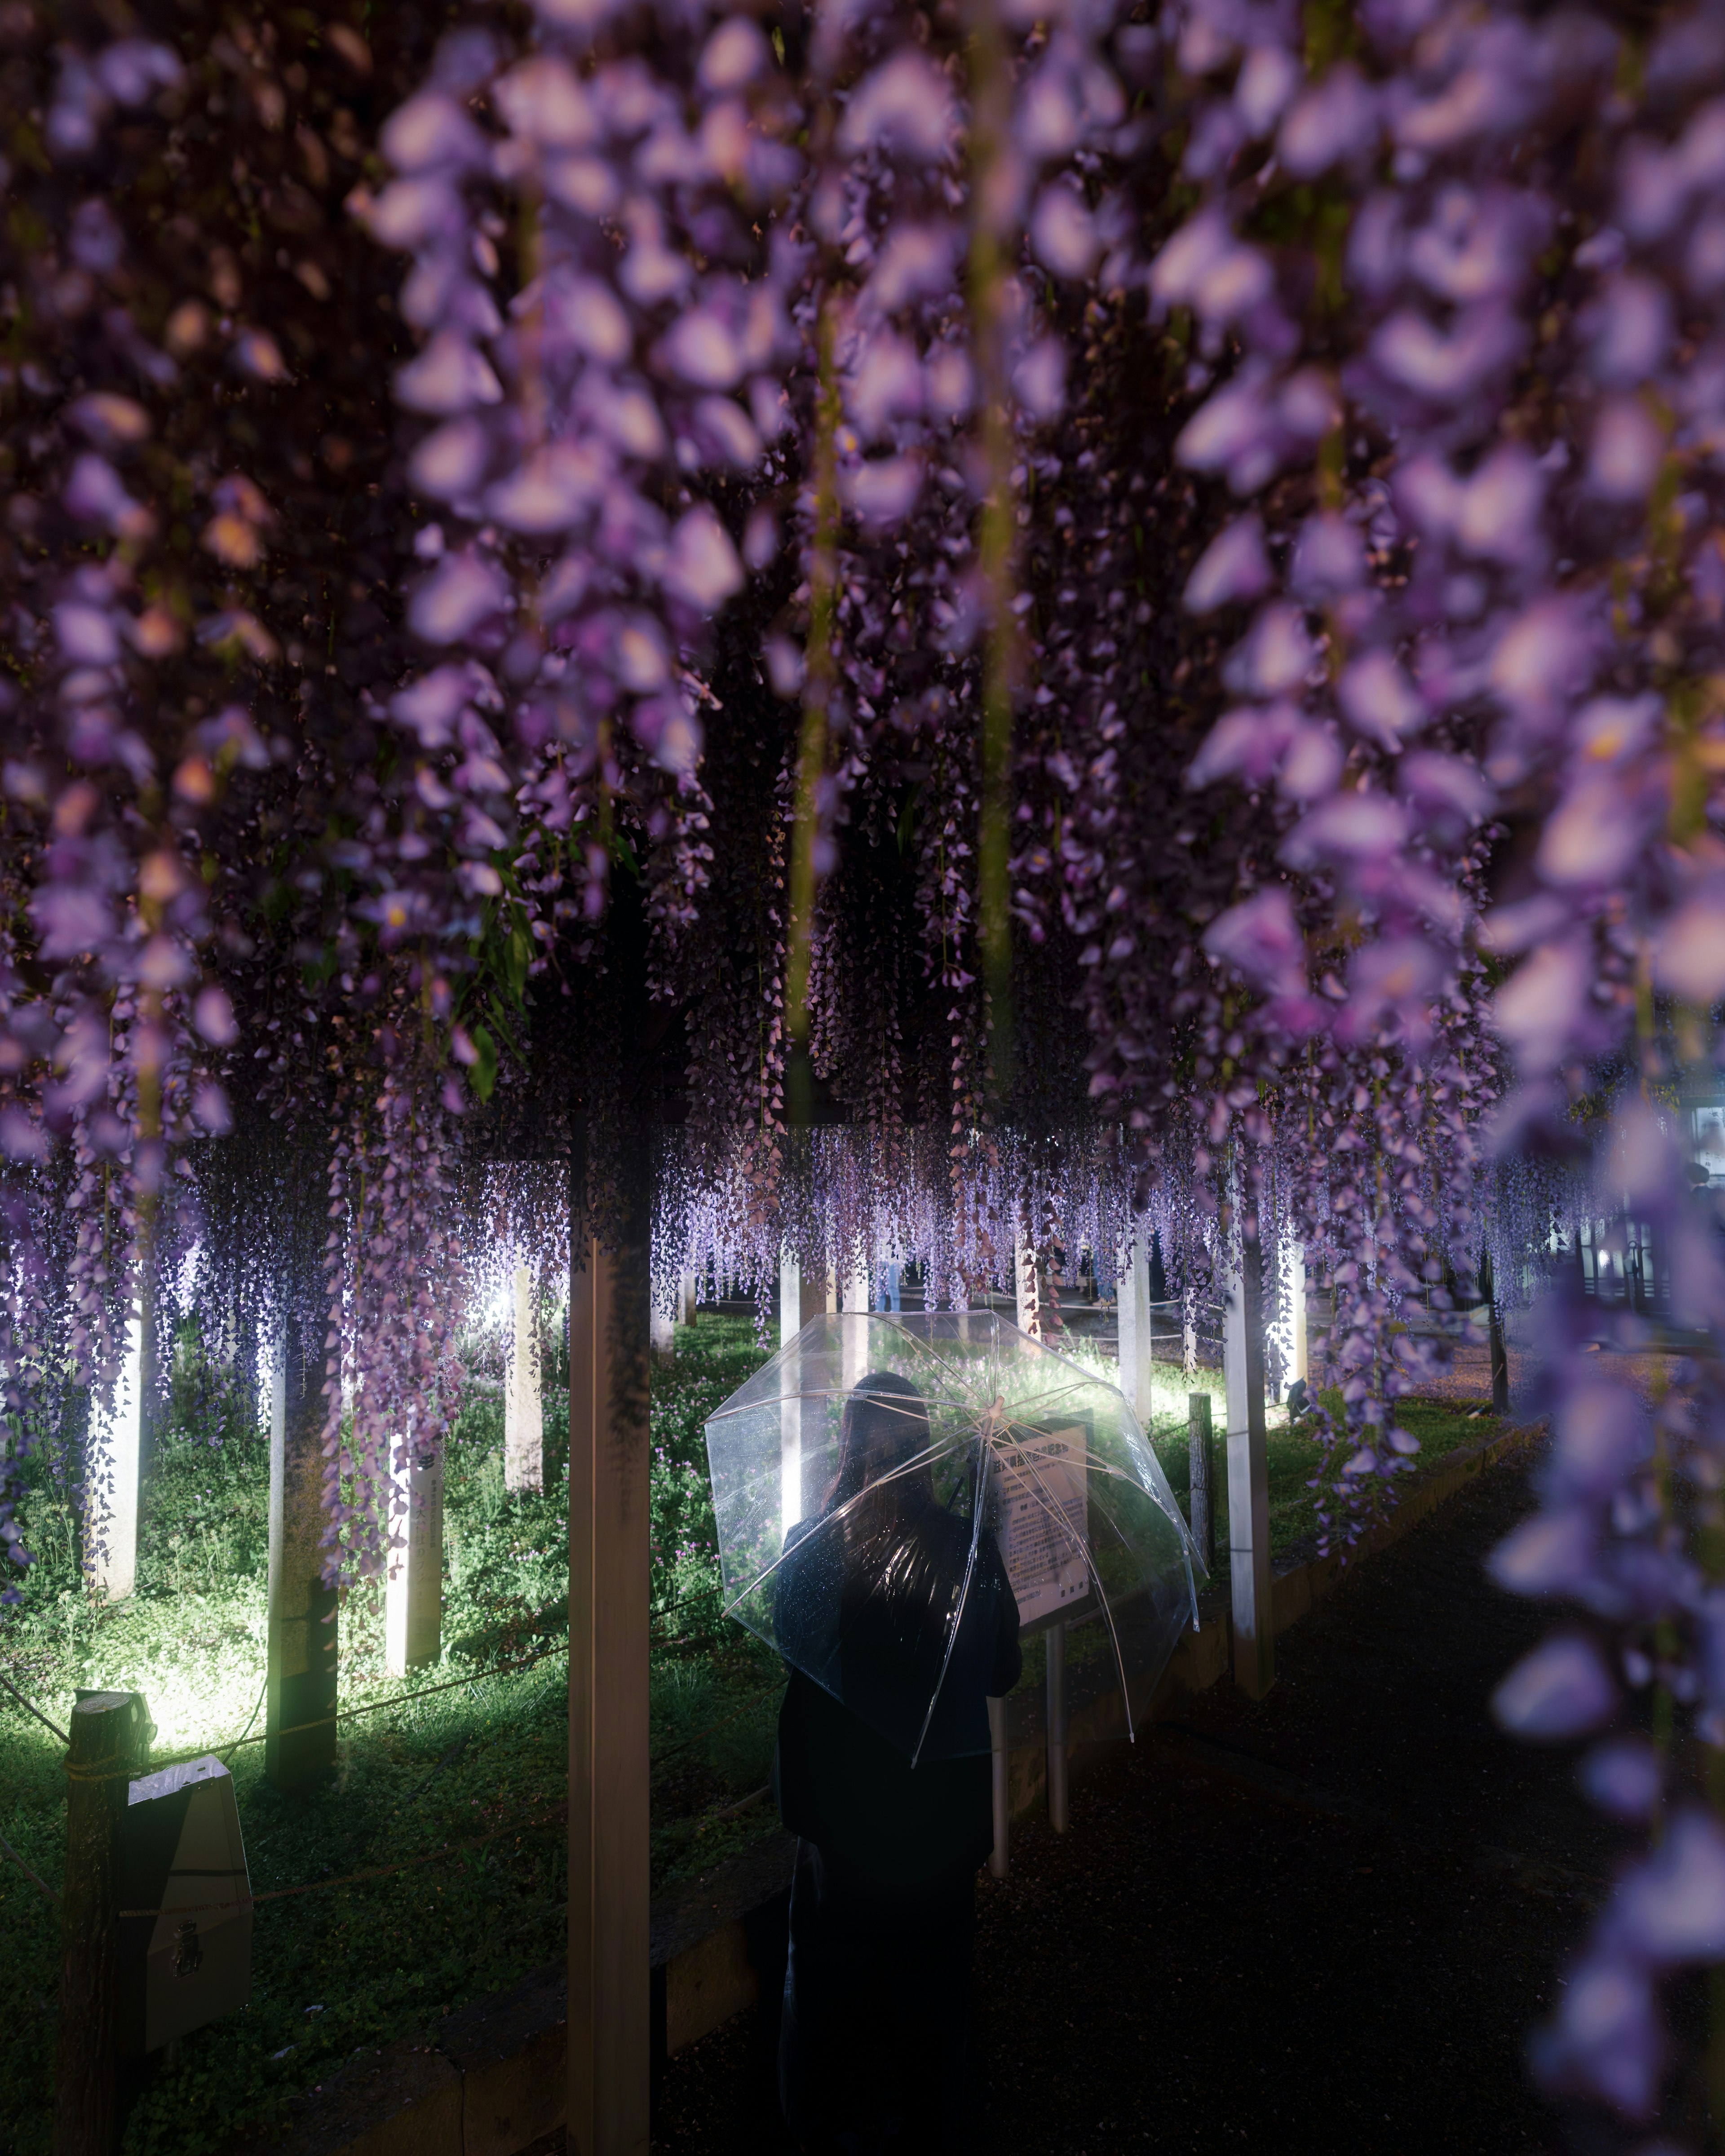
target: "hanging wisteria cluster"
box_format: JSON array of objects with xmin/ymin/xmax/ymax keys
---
[{"xmin": 8, "ymin": 0, "xmax": 1725, "ymax": 2126}]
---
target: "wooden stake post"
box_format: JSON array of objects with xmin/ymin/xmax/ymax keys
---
[
  {"xmin": 1188, "ymin": 1392, "xmax": 1216, "ymax": 1574},
  {"xmin": 568, "ymin": 1151, "xmax": 652, "ymax": 2156},
  {"xmin": 1482, "ymin": 1251, "xmax": 1511, "ymax": 1414},
  {"xmin": 266, "ymin": 1305, "xmax": 337, "ymax": 1790},
  {"xmin": 54, "ymin": 1689, "xmax": 152, "ymax": 2156}
]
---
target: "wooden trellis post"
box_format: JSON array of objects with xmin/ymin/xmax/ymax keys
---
[
  {"xmin": 265, "ymin": 1301, "xmax": 337, "ymax": 1790},
  {"xmin": 567, "ymin": 1141, "xmax": 652, "ymax": 2156},
  {"xmin": 1188, "ymin": 1392, "xmax": 1216, "ymax": 1574}
]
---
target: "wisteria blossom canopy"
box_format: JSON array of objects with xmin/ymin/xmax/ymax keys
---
[{"xmin": 704, "ymin": 1312, "xmax": 1201, "ymax": 1763}]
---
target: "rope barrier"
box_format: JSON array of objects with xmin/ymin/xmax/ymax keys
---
[
  {"xmin": 148, "ymin": 1635, "xmax": 572, "ymax": 1772},
  {"xmin": 0, "ymin": 1670, "xmax": 69, "ymax": 1745},
  {"xmin": 652, "ymin": 1677, "xmax": 786, "ymax": 1767},
  {"xmin": 0, "ymin": 1826, "xmax": 59, "ymax": 1903},
  {"xmin": 117, "ymin": 1799, "xmax": 567, "ymax": 1921},
  {"xmin": 221, "ymin": 1675, "xmax": 268, "ymax": 1763}
]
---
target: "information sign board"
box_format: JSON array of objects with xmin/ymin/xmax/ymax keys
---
[{"xmin": 991, "ymin": 1419, "xmax": 1092, "ymax": 1634}]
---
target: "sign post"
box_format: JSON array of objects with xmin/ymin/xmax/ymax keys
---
[
  {"xmin": 1188, "ymin": 1392, "xmax": 1216, "ymax": 1574},
  {"xmin": 991, "ymin": 1420, "xmax": 1091, "ymax": 1838}
]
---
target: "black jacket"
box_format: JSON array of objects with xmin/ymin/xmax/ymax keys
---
[{"xmin": 772, "ymin": 1497, "xmax": 1022, "ymax": 1882}]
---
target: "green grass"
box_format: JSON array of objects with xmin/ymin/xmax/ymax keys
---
[
  {"xmin": 0, "ymin": 1314, "xmax": 779, "ymax": 2156},
  {"xmin": 1150, "ymin": 1394, "xmax": 1507, "ymax": 1577},
  {"xmin": 0, "ymin": 1321, "xmax": 1502, "ymax": 2153}
]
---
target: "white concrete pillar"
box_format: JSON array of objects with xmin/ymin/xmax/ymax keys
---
[
  {"xmin": 88, "ymin": 1303, "xmax": 143, "ymax": 1601},
  {"xmin": 1284, "ymin": 1236, "xmax": 1309, "ymax": 1390},
  {"xmin": 1222, "ymin": 1234, "xmax": 1274, "ymax": 1699},
  {"xmin": 779, "ymin": 1250, "xmax": 802, "ymax": 1350},
  {"xmin": 1014, "ymin": 1237, "xmax": 1042, "ymax": 1337},
  {"xmin": 385, "ymin": 1431, "xmax": 443, "ymax": 1674},
  {"xmin": 840, "ymin": 1257, "xmax": 871, "ymax": 1388},
  {"xmin": 1116, "ymin": 1227, "xmax": 1152, "ymax": 1423},
  {"xmin": 778, "ymin": 1253, "xmax": 829, "ymax": 1537},
  {"xmin": 505, "ymin": 1264, "xmax": 544, "ymax": 1493},
  {"xmin": 678, "ymin": 1270, "xmax": 699, "ymax": 1325}
]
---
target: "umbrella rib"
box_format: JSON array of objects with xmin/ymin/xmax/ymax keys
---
[
  {"xmin": 720, "ymin": 1433, "xmax": 968, "ymax": 1618},
  {"xmin": 994, "ymin": 1413, "xmax": 1199, "ymax": 1558},
  {"xmin": 989, "ymin": 1433, "xmax": 1139, "ymax": 1743},
  {"xmin": 908, "ymin": 1451, "xmax": 986, "ymax": 1772},
  {"xmin": 706, "ymin": 1387, "xmax": 983, "ymax": 1425}
]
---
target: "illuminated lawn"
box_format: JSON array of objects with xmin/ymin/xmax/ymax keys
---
[
  {"xmin": 0, "ymin": 1318, "xmax": 1501, "ymax": 2152},
  {"xmin": 0, "ymin": 1316, "xmax": 776, "ymax": 2154}
]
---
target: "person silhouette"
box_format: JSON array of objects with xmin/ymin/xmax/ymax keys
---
[{"xmin": 772, "ymin": 1370, "xmax": 1022, "ymax": 2155}]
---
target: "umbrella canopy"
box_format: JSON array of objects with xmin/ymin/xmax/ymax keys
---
[{"xmin": 704, "ymin": 1310, "xmax": 1202, "ymax": 1765}]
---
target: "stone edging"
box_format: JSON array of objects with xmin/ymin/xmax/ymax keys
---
[{"xmin": 230, "ymin": 1415, "xmax": 1541, "ymax": 2154}]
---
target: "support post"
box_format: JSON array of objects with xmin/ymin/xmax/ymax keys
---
[
  {"xmin": 988, "ymin": 1694, "xmax": 1009, "ymax": 1879},
  {"xmin": 265, "ymin": 1303, "xmax": 337, "ymax": 1790},
  {"xmin": 1116, "ymin": 1224, "xmax": 1151, "ymax": 1422},
  {"xmin": 1014, "ymin": 1237, "xmax": 1040, "ymax": 1337},
  {"xmin": 1046, "ymin": 1619, "xmax": 1068, "ymax": 1833},
  {"xmin": 1188, "ymin": 1392, "xmax": 1216, "ymax": 1574},
  {"xmin": 568, "ymin": 1148, "xmax": 651, "ymax": 2156},
  {"xmin": 1482, "ymin": 1251, "xmax": 1510, "ymax": 1414},
  {"xmin": 505, "ymin": 1264, "xmax": 544, "ymax": 1493},
  {"xmin": 1224, "ymin": 1230, "xmax": 1274, "ymax": 1700},
  {"xmin": 1284, "ymin": 1236, "xmax": 1309, "ymax": 1392},
  {"xmin": 88, "ymin": 1304, "xmax": 143, "ymax": 1603},
  {"xmin": 677, "ymin": 1270, "xmax": 699, "ymax": 1326},
  {"xmin": 53, "ymin": 1688, "xmax": 152, "ymax": 2156},
  {"xmin": 778, "ymin": 1253, "xmax": 829, "ymax": 1537},
  {"xmin": 385, "ymin": 1432, "xmax": 443, "ymax": 1676},
  {"xmin": 841, "ymin": 1257, "xmax": 871, "ymax": 1389}
]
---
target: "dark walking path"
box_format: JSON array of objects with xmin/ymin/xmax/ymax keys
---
[{"xmin": 651, "ymin": 1439, "xmax": 1630, "ymax": 2155}]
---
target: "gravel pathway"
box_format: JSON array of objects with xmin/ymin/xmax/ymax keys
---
[{"xmin": 652, "ymin": 1440, "xmax": 1627, "ymax": 2155}]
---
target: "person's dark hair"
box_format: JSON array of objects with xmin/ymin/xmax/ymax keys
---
[{"xmin": 827, "ymin": 1370, "xmax": 932, "ymax": 1528}]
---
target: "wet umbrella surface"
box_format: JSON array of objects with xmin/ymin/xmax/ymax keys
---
[{"xmin": 704, "ymin": 1311, "xmax": 1203, "ymax": 1763}]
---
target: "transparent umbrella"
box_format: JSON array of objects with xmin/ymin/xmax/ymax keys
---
[{"xmin": 703, "ymin": 1309, "xmax": 1203, "ymax": 1765}]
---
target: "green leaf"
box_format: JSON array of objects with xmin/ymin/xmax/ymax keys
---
[
  {"xmin": 484, "ymin": 996, "xmax": 525, "ymax": 1066},
  {"xmin": 471, "ymin": 1024, "xmax": 497, "ymax": 1103},
  {"xmin": 504, "ymin": 919, "xmax": 531, "ymax": 1004}
]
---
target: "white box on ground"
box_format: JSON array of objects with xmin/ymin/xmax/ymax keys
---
[{"xmin": 118, "ymin": 1754, "xmax": 251, "ymax": 2055}]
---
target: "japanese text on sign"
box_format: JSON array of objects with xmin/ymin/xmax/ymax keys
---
[{"xmin": 993, "ymin": 1423, "xmax": 1089, "ymax": 1631}]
